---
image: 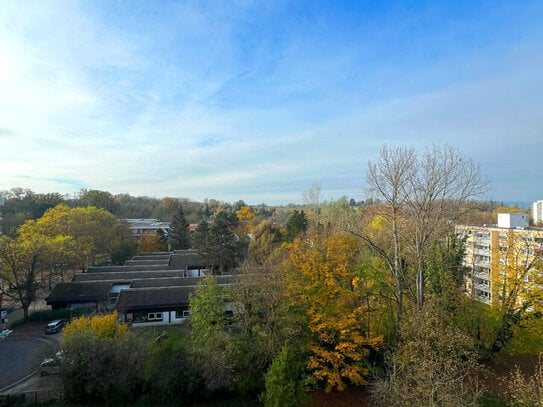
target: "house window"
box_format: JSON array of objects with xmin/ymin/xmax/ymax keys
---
[
  {"xmin": 148, "ymin": 312, "xmax": 163, "ymax": 321},
  {"xmin": 175, "ymin": 310, "xmax": 191, "ymax": 319}
]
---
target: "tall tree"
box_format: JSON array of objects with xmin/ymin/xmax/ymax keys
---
[
  {"xmin": 286, "ymin": 231, "xmax": 383, "ymax": 391},
  {"xmin": 364, "ymin": 145, "xmax": 488, "ymax": 321},
  {"xmin": 0, "ymin": 228, "xmax": 48, "ymax": 319},
  {"xmin": 363, "ymin": 146, "xmax": 416, "ymax": 323},
  {"xmin": 169, "ymin": 206, "xmax": 191, "ymax": 250}
]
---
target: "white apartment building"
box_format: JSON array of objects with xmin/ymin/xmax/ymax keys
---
[{"xmin": 533, "ymin": 200, "xmax": 543, "ymax": 226}]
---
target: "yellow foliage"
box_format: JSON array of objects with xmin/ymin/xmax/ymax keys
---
[
  {"xmin": 235, "ymin": 206, "xmax": 256, "ymax": 221},
  {"xmin": 62, "ymin": 312, "xmax": 128, "ymax": 343},
  {"xmin": 287, "ymin": 232, "xmax": 383, "ymax": 392}
]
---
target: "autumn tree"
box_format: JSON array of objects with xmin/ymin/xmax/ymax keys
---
[
  {"xmin": 248, "ymin": 220, "xmax": 282, "ymax": 265},
  {"xmin": 236, "ymin": 205, "xmax": 257, "ymax": 234},
  {"xmin": 488, "ymin": 230, "xmax": 543, "ymax": 352},
  {"xmin": 31, "ymin": 204, "xmax": 125, "ymax": 268},
  {"xmin": 138, "ymin": 230, "xmax": 168, "ymax": 252},
  {"xmin": 0, "ymin": 229, "xmax": 48, "ymax": 319},
  {"xmin": 286, "ymin": 231, "xmax": 383, "ymax": 391}
]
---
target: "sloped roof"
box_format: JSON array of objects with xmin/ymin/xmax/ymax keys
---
[
  {"xmin": 116, "ymin": 286, "xmax": 194, "ymax": 313},
  {"xmin": 168, "ymin": 252, "xmax": 204, "ymax": 270},
  {"xmin": 86, "ymin": 264, "xmax": 170, "ymax": 273},
  {"xmin": 73, "ymin": 270, "xmax": 184, "ymax": 282},
  {"xmin": 130, "ymin": 275, "xmax": 239, "ymax": 288},
  {"xmin": 46, "ymin": 281, "xmax": 112, "ymax": 305}
]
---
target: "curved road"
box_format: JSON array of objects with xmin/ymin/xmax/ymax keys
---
[{"xmin": 0, "ymin": 325, "xmax": 58, "ymax": 392}]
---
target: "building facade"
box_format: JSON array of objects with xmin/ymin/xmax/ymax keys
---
[
  {"xmin": 533, "ymin": 200, "xmax": 543, "ymax": 226},
  {"xmin": 456, "ymin": 213, "xmax": 543, "ymax": 308}
]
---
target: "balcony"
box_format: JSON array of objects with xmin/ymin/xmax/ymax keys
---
[
  {"xmin": 473, "ymin": 282, "xmax": 491, "ymax": 293},
  {"xmin": 474, "ymin": 260, "xmax": 490, "ymax": 268},
  {"xmin": 474, "ymin": 271, "xmax": 490, "ymax": 280}
]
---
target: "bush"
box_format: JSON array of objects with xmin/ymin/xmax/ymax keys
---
[
  {"xmin": 61, "ymin": 328, "xmax": 145, "ymax": 405},
  {"xmin": 371, "ymin": 302, "xmax": 484, "ymax": 407},
  {"xmin": 503, "ymin": 355, "xmax": 543, "ymax": 406}
]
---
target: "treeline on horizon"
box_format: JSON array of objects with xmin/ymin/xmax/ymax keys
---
[{"xmin": 0, "ymin": 186, "xmax": 517, "ymax": 237}]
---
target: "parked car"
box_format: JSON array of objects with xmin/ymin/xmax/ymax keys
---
[
  {"xmin": 40, "ymin": 351, "xmax": 63, "ymax": 376},
  {"xmin": 45, "ymin": 319, "xmax": 67, "ymax": 334}
]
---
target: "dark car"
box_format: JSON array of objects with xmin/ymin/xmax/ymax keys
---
[{"xmin": 45, "ymin": 319, "xmax": 67, "ymax": 334}]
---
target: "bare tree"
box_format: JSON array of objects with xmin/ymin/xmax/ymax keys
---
[
  {"xmin": 362, "ymin": 145, "xmax": 488, "ymax": 321},
  {"xmin": 302, "ymin": 182, "xmax": 322, "ymax": 208},
  {"xmin": 405, "ymin": 145, "xmax": 489, "ymax": 307},
  {"xmin": 362, "ymin": 145, "xmax": 417, "ymax": 323}
]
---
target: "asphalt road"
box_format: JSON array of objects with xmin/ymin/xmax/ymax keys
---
[{"xmin": 0, "ymin": 324, "xmax": 58, "ymax": 392}]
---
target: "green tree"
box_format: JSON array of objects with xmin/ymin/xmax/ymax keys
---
[
  {"xmin": 77, "ymin": 189, "xmax": 119, "ymax": 214},
  {"xmin": 196, "ymin": 211, "xmax": 239, "ymax": 274},
  {"xmin": 284, "ymin": 210, "xmax": 308, "ymax": 242},
  {"xmin": 262, "ymin": 345, "xmax": 309, "ymax": 407},
  {"xmin": 189, "ymin": 276, "xmax": 239, "ymax": 391},
  {"xmin": 170, "ymin": 205, "xmax": 191, "ymax": 250}
]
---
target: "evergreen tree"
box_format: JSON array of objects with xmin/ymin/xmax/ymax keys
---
[
  {"xmin": 170, "ymin": 206, "xmax": 191, "ymax": 250},
  {"xmin": 285, "ymin": 210, "xmax": 308, "ymax": 242},
  {"xmin": 207, "ymin": 211, "xmax": 238, "ymax": 274}
]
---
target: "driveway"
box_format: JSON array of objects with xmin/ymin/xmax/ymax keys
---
[{"xmin": 0, "ymin": 322, "xmax": 59, "ymax": 393}]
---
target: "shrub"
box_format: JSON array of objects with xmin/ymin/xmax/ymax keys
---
[{"xmin": 371, "ymin": 302, "xmax": 484, "ymax": 407}]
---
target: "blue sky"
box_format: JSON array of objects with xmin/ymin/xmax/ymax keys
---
[{"xmin": 1, "ymin": 1, "xmax": 542, "ymax": 205}]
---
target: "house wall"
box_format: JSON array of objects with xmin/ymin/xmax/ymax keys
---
[{"xmin": 122, "ymin": 309, "xmax": 189, "ymax": 326}]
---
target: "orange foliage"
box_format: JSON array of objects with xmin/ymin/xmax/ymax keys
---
[{"xmin": 287, "ymin": 233, "xmax": 383, "ymax": 392}]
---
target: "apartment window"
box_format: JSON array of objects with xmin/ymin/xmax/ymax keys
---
[{"xmin": 499, "ymin": 233, "xmax": 507, "ymax": 239}]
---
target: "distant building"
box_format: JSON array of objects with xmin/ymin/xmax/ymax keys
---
[
  {"xmin": 456, "ymin": 213, "xmax": 543, "ymax": 307},
  {"xmin": 124, "ymin": 219, "xmax": 171, "ymax": 241},
  {"xmin": 533, "ymin": 200, "xmax": 543, "ymax": 226}
]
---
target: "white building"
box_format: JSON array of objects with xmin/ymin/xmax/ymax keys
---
[{"xmin": 533, "ymin": 200, "xmax": 543, "ymax": 226}]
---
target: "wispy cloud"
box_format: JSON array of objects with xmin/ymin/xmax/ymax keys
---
[{"xmin": 1, "ymin": 1, "xmax": 542, "ymax": 204}]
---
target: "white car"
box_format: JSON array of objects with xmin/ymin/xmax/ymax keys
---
[{"xmin": 40, "ymin": 351, "xmax": 63, "ymax": 376}]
